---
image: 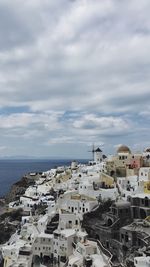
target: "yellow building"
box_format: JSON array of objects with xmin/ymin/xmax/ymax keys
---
[
  {"xmin": 100, "ymin": 173, "xmax": 115, "ymax": 188},
  {"xmin": 144, "ymin": 181, "xmax": 150, "ymax": 194},
  {"xmin": 3, "ymin": 256, "xmax": 13, "ymax": 267}
]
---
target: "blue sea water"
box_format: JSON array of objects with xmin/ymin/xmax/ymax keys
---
[{"xmin": 0, "ymin": 159, "xmax": 88, "ymax": 197}]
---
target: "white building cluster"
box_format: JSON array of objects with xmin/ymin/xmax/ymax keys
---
[{"xmin": 1, "ymin": 145, "xmax": 150, "ymax": 267}]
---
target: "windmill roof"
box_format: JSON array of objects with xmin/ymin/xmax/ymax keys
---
[{"xmin": 95, "ymin": 147, "xmax": 102, "ymax": 152}]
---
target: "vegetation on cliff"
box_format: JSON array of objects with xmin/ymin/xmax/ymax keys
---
[
  {"xmin": 5, "ymin": 176, "xmax": 36, "ymax": 203},
  {"xmin": 0, "ymin": 208, "xmax": 22, "ymax": 244}
]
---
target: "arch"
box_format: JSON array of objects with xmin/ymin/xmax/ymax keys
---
[
  {"xmin": 107, "ymin": 218, "xmax": 113, "ymax": 226},
  {"xmin": 140, "ymin": 209, "xmax": 146, "ymax": 219},
  {"xmin": 42, "ymin": 255, "xmax": 52, "ymax": 265},
  {"xmin": 32, "ymin": 255, "xmax": 41, "ymax": 266},
  {"xmin": 110, "ymin": 170, "xmax": 115, "ymax": 177},
  {"xmin": 145, "ymin": 197, "xmax": 149, "ymax": 207},
  {"xmin": 95, "ymin": 234, "xmax": 100, "ymax": 240}
]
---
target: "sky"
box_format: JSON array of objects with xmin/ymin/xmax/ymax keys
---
[{"xmin": 0, "ymin": 0, "xmax": 150, "ymax": 159}]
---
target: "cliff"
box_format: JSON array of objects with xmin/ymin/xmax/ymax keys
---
[
  {"xmin": 5, "ymin": 175, "xmax": 36, "ymax": 203},
  {"xmin": 0, "ymin": 208, "xmax": 22, "ymax": 244}
]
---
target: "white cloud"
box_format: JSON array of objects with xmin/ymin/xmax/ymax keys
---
[
  {"xmin": 0, "ymin": 0, "xmax": 149, "ymax": 114},
  {"xmin": 72, "ymin": 114, "xmax": 130, "ymax": 136},
  {"xmin": 0, "ymin": 112, "xmax": 61, "ymax": 130},
  {"xmin": 0, "ymin": 0, "xmax": 149, "ymax": 156}
]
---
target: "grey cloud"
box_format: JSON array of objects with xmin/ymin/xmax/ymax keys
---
[{"xmin": 0, "ymin": 0, "xmax": 149, "ymax": 157}]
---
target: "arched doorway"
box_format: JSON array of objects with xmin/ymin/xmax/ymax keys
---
[
  {"xmin": 140, "ymin": 209, "xmax": 146, "ymax": 219},
  {"xmin": 107, "ymin": 218, "xmax": 113, "ymax": 226}
]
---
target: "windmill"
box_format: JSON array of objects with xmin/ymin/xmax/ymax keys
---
[
  {"xmin": 88, "ymin": 144, "xmax": 104, "ymax": 162},
  {"xmin": 88, "ymin": 144, "xmax": 96, "ymax": 161}
]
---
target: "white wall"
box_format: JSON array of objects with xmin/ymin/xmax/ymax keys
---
[
  {"xmin": 134, "ymin": 257, "xmax": 150, "ymax": 267},
  {"xmin": 139, "ymin": 168, "xmax": 150, "ymax": 182}
]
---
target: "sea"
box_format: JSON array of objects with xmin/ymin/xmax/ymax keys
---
[{"xmin": 0, "ymin": 159, "xmax": 88, "ymax": 198}]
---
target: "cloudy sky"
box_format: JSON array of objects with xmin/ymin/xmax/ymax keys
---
[{"xmin": 0, "ymin": 0, "xmax": 149, "ymax": 159}]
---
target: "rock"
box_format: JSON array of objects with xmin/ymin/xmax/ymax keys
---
[{"xmin": 5, "ymin": 176, "xmax": 36, "ymax": 203}]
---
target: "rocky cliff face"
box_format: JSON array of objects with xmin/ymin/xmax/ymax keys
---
[
  {"xmin": 0, "ymin": 208, "xmax": 22, "ymax": 244},
  {"xmin": 5, "ymin": 176, "xmax": 36, "ymax": 203}
]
